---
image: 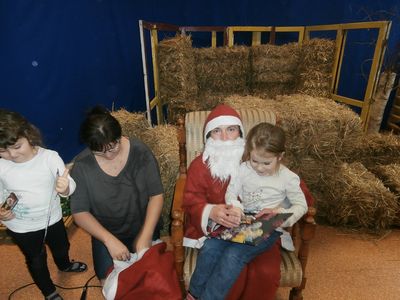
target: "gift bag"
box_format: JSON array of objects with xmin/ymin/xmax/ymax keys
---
[{"xmin": 103, "ymin": 241, "xmax": 182, "ymax": 300}]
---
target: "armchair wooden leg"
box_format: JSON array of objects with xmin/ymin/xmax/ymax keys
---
[{"xmin": 289, "ymin": 287, "xmax": 303, "ymax": 300}]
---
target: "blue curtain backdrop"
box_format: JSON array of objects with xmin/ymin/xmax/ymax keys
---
[{"xmin": 0, "ymin": 0, "xmax": 399, "ymax": 162}]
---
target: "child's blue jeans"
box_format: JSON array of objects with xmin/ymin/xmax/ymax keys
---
[{"xmin": 189, "ymin": 230, "xmax": 281, "ymax": 300}]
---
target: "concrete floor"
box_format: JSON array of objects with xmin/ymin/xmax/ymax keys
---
[{"xmin": 1, "ymin": 224, "xmax": 400, "ymax": 300}]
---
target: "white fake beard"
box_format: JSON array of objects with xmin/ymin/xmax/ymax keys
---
[{"xmin": 202, "ymin": 137, "xmax": 245, "ymax": 182}]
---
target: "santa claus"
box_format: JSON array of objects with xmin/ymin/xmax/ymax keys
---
[{"xmin": 183, "ymin": 104, "xmax": 281, "ymax": 300}]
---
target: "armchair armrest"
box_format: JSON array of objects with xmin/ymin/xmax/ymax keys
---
[
  {"xmin": 171, "ymin": 174, "xmax": 186, "ymax": 285},
  {"xmin": 289, "ymin": 206, "xmax": 316, "ymax": 297}
]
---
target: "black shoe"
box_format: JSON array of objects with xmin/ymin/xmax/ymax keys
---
[
  {"xmin": 45, "ymin": 291, "xmax": 63, "ymax": 300},
  {"xmin": 61, "ymin": 260, "xmax": 87, "ymax": 273}
]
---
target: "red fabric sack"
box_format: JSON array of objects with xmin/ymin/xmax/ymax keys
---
[{"xmin": 108, "ymin": 242, "xmax": 182, "ymax": 300}]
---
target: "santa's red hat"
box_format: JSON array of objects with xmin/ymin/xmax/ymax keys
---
[{"xmin": 204, "ymin": 104, "xmax": 244, "ymax": 140}]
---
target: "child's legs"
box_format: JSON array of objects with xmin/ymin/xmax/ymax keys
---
[
  {"xmin": 46, "ymin": 218, "xmax": 71, "ymax": 270},
  {"xmin": 201, "ymin": 231, "xmax": 281, "ymax": 300},
  {"xmin": 7, "ymin": 229, "xmax": 56, "ymax": 297},
  {"xmin": 189, "ymin": 238, "xmax": 229, "ymax": 298}
]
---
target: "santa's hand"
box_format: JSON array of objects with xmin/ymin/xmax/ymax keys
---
[
  {"xmin": 56, "ymin": 169, "xmax": 70, "ymax": 196},
  {"xmin": 210, "ymin": 204, "xmax": 241, "ymax": 228}
]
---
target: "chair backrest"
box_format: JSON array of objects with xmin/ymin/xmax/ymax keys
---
[{"xmin": 185, "ymin": 108, "xmax": 277, "ymax": 167}]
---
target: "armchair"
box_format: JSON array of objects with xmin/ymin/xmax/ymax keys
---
[{"xmin": 171, "ymin": 108, "xmax": 316, "ymax": 300}]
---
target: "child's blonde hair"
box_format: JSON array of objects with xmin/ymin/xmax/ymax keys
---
[{"xmin": 242, "ymin": 122, "xmax": 285, "ymax": 161}]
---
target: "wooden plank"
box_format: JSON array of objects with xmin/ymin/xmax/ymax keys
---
[
  {"xmin": 332, "ymin": 29, "xmax": 345, "ymax": 94},
  {"xmin": 252, "ymin": 32, "xmax": 261, "ymax": 46},
  {"xmin": 332, "ymin": 94, "xmax": 364, "ymax": 107}
]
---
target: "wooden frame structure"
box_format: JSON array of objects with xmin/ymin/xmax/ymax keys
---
[{"xmin": 139, "ymin": 20, "xmax": 391, "ymax": 131}]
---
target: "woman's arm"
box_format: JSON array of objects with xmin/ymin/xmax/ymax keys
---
[
  {"xmin": 73, "ymin": 211, "xmax": 130, "ymax": 261},
  {"xmin": 134, "ymin": 193, "xmax": 163, "ymax": 252}
]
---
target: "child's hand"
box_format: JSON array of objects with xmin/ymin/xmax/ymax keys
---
[
  {"xmin": 228, "ymin": 206, "xmax": 243, "ymax": 224},
  {"xmin": 56, "ymin": 169, "xmax": 70, "ymax": 196},
  {"xmin": 0, "ymin": 207, "xmax": 15, "ymax": 221},
  {"xmin": 255, "ymin": 208, "xmax": 278, "ymax": 219}
]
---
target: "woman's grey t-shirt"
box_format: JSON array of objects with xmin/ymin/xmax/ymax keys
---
[{"xmin": 70, "ymin": 138, "xmax": 163, "ymax": 239}]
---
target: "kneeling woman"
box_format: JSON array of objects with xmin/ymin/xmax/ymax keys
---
[{"xmin": 70, "ymin": 106, "xmax": 163, "ymax": 284}]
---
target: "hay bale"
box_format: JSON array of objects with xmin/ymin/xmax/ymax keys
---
[
  {"xmin": 167, "ymin": 95, "xmax": 222, "ymax": 124},
  {"xmin": 141, "ymin": 125, "xmax": 180, "ymax": 236},
  {"xmin": 349, "ymin": 132, "xmax": 400, "ymax": 167},
  {"xmin": 371, "ymin": 164, "xmax": 400, "ymax": 194},
  {"xmin": 224, "ymin": 94, "xmax": 363, "ymax": 160},
  {"xmin": 250, "ymin": 43, "xmax": 301, "ymax": 98},
  {"xmin": 296, "ymin": 38, "xmax": 336, "ymax": 98},
  {"xmin": 112, "ymin": 109, "xmax": 149, "ymax": 140},
  {"xmin": 158, "ymin": 35, "xmax": 198, "ymax": 106},
  {"xmin": 194, "ymin": 46, "xmax": 250, "ymax": 96},
  {"xmin": 316, "ymin": 162, "xmax": 398, "ymax": 231}
]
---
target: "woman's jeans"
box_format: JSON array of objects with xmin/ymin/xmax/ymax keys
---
[
  {"xmin": 92, "ymin": 236, "xmax": 135, "ymax": 280},
  {"xmin": 189, "ymin": 230, "xmax": 281, "ymax": 300},
  {"xmin": 7, "ymin": 218, "xmax": 71, "ymax": 297}
]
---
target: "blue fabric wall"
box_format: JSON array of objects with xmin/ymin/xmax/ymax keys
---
[{"xmin": 0, "ymin": 0, "xmax": 399, "ymax": 161}]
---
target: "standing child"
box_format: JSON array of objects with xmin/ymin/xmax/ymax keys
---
[
  {"xmin": 188, "ymin": 122, "xmax": 308, "ymax": 300},
  {"xmin": 0, "ymin": 109, "xmax": 87, "ymax": 300}
]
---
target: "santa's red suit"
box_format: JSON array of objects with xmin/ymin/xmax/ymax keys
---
[{"xmin": 183, "ymin": 155, "xmax": 281, "ymax": 300}]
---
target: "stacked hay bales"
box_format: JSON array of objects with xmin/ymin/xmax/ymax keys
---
[
  {"xmin": 142, "ymin": 126, "xmax": 180, "ymax": 236},
  {"xmin": 112, "ymin": 110, "xmax": 180, "ymax": 236},
  {"xmin": 370, "ymin": 163, "xmax": 400, "ymax": 226},
  {"xmin": 251, "ymin": 43, "xmax": 301, "ymax": 98},
  {"xmin": 158, "ymin": 35, "xmax": 198, "ymax": 108},
  {"xmin": 223, "ymin": 94, "xmax": 400, "ymax": 231},
  {"xmin": 372, "ymin": 164, "xmax": 400, "ymax": 194},
  {"xmin": 347, "ymin": 132, "xmax": 400, "ymax": 167},
  {"xmin": 156, "ymin": 34, "xmax": 399, "ymax": 233},
  {"xmin": 315, "ymin": 162, "xmax": 398, "ymax": 231},
  {"xmin": 194, "ymin": 46, "xmax": 250, "ymax": 97},
  {"xmin": 296, "ymin": 38, "xmax": 336, "ymax": 98},
  {"xmin": 111, "ymin": 109, "xmax": 149, "ymax": 139},
  {"xmin": 224, "ymin": 94, "xmax": 363, "ymax": 160}
]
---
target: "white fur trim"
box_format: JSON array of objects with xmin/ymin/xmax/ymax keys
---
[
  {"xmin": 201, "ymin": 204, "xmax": 214, "ymax": 234},
  {"xmin": 183, "ymin": 236, "xmax": 207, "ymax": 249},
  {"xmin": 204, "ymin": 115, "xmax": 244, "ymax": 140}
]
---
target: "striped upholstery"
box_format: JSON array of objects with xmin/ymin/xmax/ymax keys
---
[
  {"xmin": 183, "ymin": 247, "xmax": 302, "ymax": 289},
  {"xmin": 184, "ymin": 108, "xmax": 302, "ymax": 289},
  {"xmin": 185, "ymin": 108, "xmax": 277, "ymax": 166}
]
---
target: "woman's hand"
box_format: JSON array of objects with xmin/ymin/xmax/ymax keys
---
[
  {"xmin": 104, "ymin": 235, "xmax": 131, "ymax": 261},
  {"xmin": 56, "ymin": 169, "xmax": 70, "ymax": 196},
  {"xmin": 210, "ymin": 204, "xmax": 242, "ymax": 228},
  {"xmin": 134, "ymin": 236, "xmax": 151, "ymax": 254},
  {"xmin": 0, "ymin": 208, "xmax": 15, "ymax": 221}
]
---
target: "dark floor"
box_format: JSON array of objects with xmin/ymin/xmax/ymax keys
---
[{"xmin": 1, "ymin": 224, "xmax": 400, "ymax": 300}]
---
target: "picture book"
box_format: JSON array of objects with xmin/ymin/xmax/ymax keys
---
[{"xmin": 208, "ymin": 212, "xmax": 293, "ymax": 246}]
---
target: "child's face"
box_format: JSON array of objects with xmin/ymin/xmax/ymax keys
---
[
  {"xmin": 249, "ymin": 149, "xmax": 282, "ymax": 176},
  {"xmin": 0, "ymin": 137, "xmax": 37, "ymax": 163}
]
